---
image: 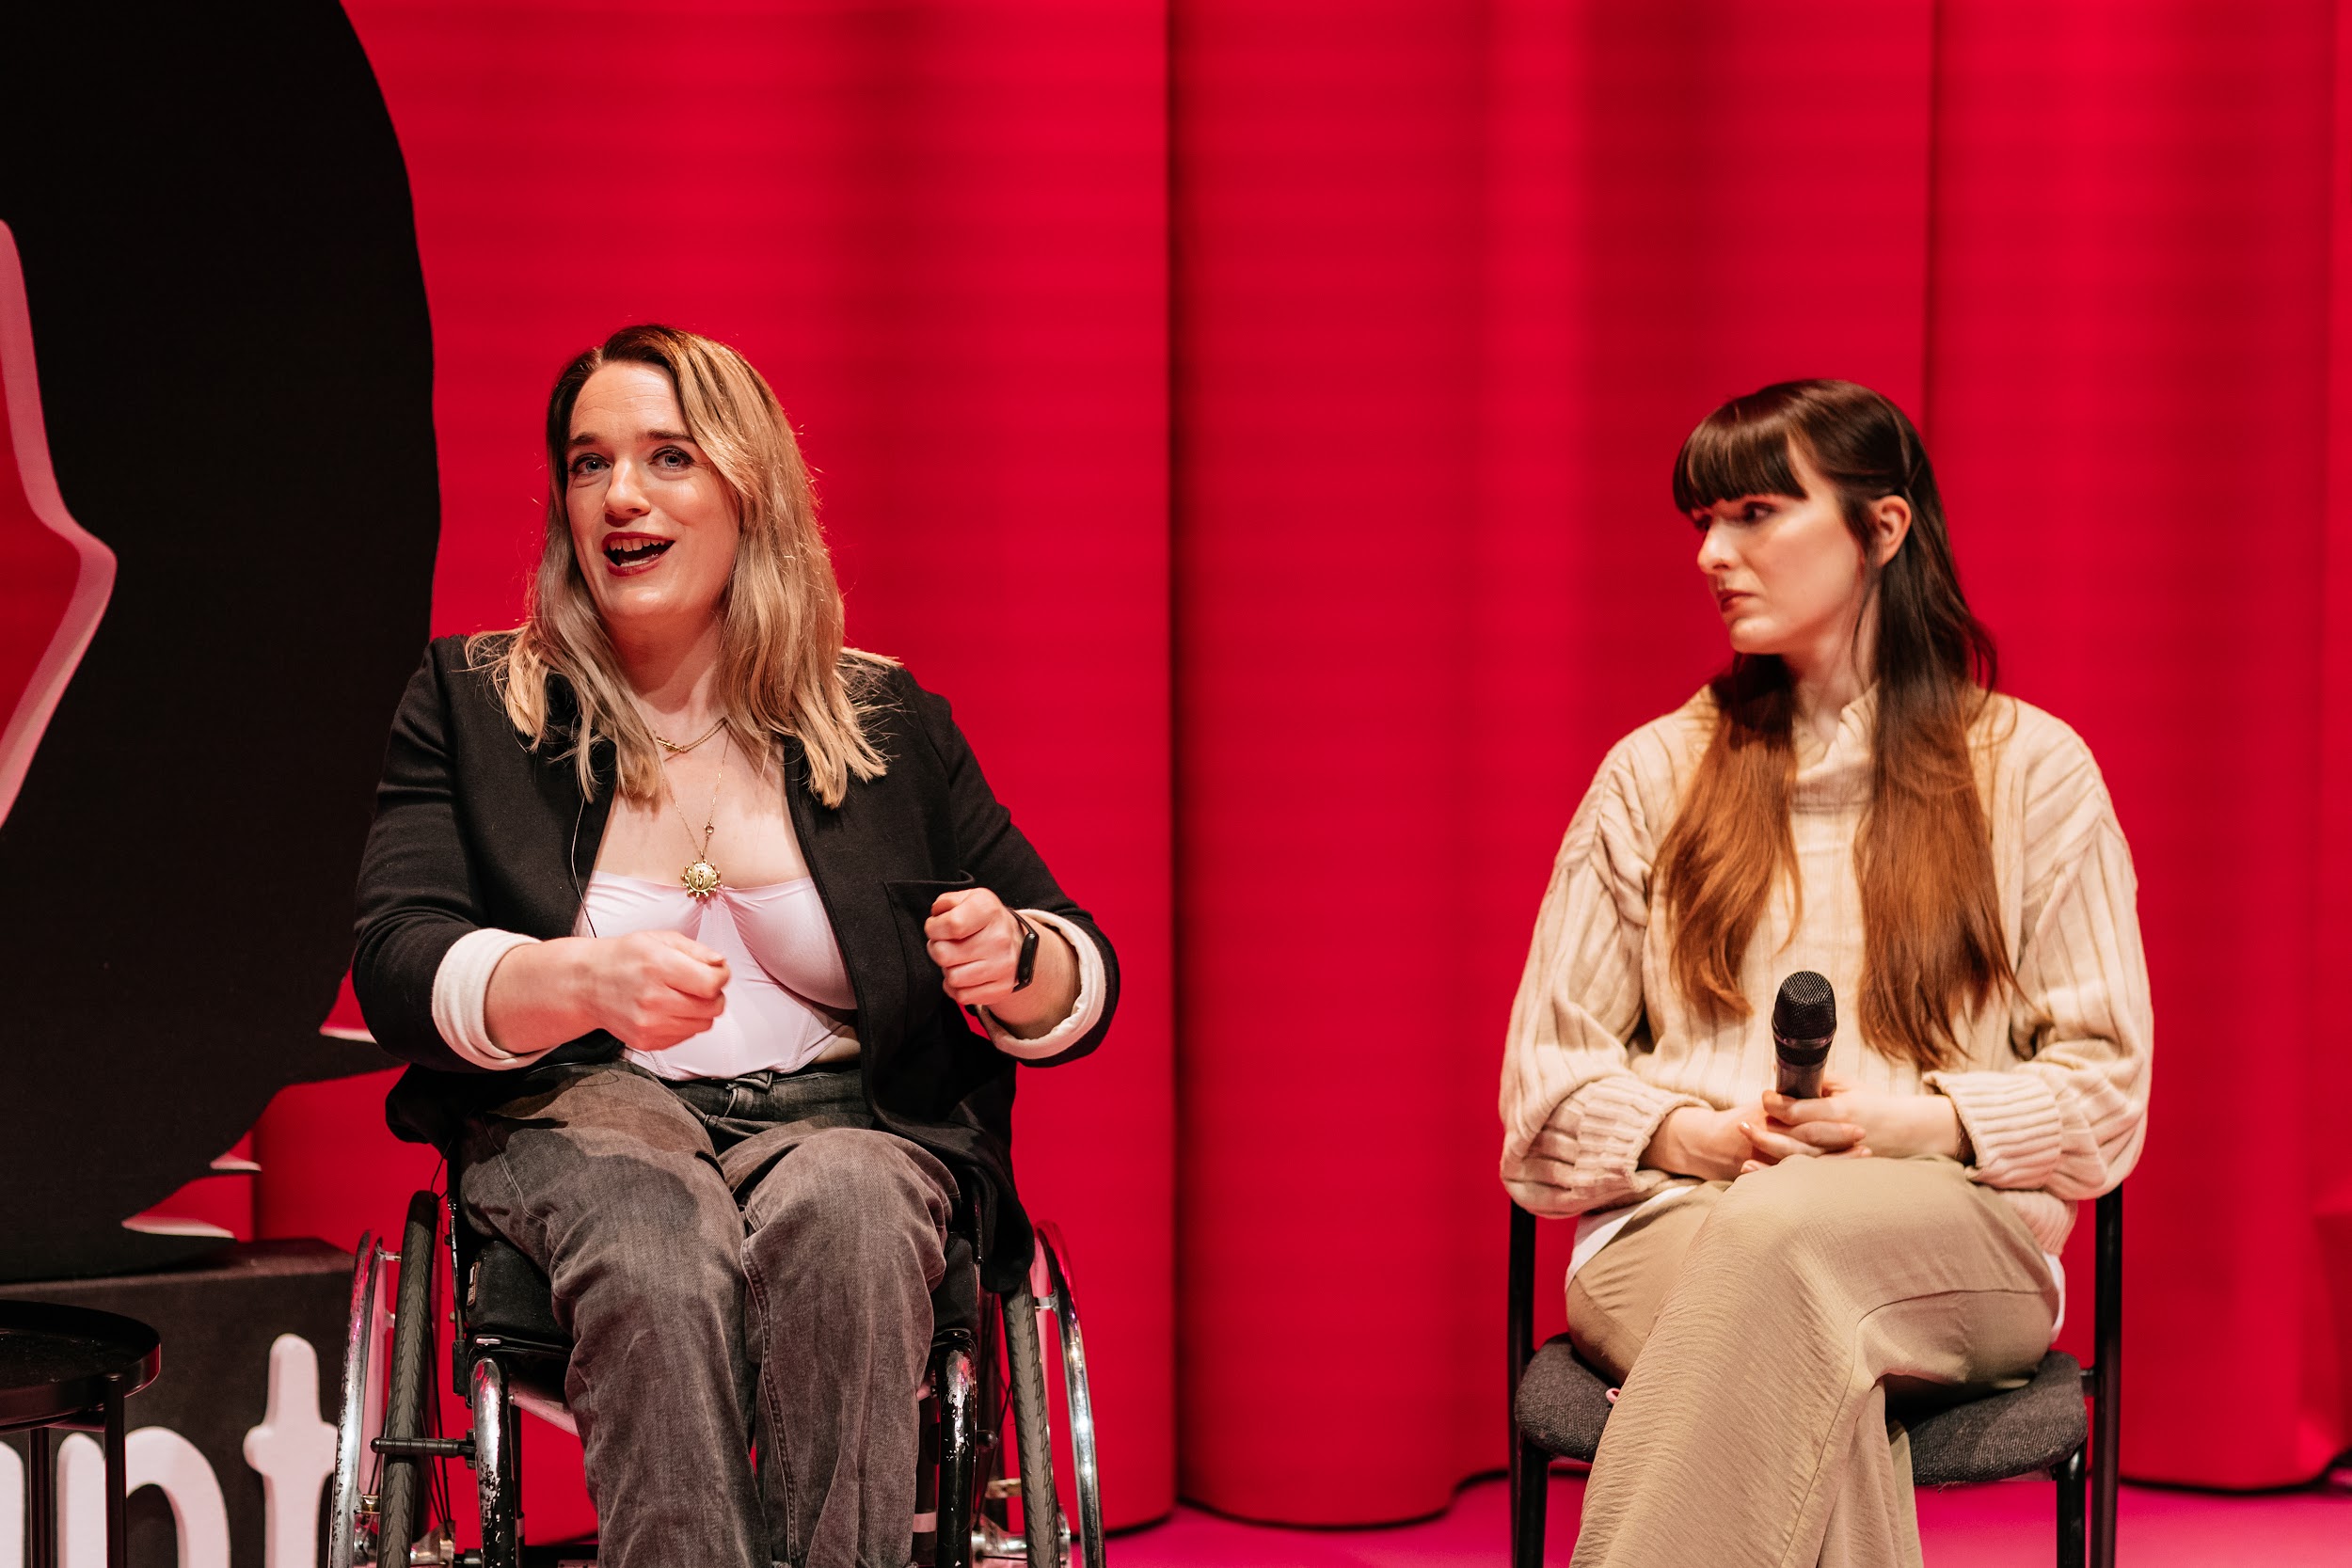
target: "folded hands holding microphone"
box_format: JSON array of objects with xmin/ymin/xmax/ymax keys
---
[{"xmin": 1643, "ymin": 1078, "xmax": 1968, "ymax": 1183}]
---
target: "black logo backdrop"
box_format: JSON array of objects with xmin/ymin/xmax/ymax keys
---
[{"xmin": 0, "ymin": 3, "xmax": 437, "ymax": 1279}]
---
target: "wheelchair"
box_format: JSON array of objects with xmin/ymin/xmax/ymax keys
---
[{"xmin": 326, "ymin": 1180, "xmax": 1104, "ymax": 1568}]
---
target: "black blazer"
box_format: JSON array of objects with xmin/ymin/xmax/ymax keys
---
[{"xmin": 352, "ymin": 636, "xmax": 1118, "ymax": 1287}]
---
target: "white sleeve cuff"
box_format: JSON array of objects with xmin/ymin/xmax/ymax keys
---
[
  {"xmin": 977, "ymin": 909, "xmax": 1106, "ymax": 1061},
  {"xmin": 431, "ymin": 928, "xmax": 549, "ymax": 1069}
]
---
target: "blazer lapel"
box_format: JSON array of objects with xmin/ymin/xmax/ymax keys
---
[
  {"xmin": 784, "ymin": 736, "xmax": 905, "ymax": 1066},
  {"xmin": 530, "ymin": 676, "xmax": 614, "ymax": 936}
]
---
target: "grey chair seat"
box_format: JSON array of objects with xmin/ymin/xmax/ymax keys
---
[{"xmin": 1514, "ymin": 1334, "xmax": 2088, "ymax": 1486}]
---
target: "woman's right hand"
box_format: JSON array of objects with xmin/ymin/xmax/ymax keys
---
[
  {"xmin": 577, "ymin": 930, "xmax": 730, "ymax": 1051},
  {"xmin": 1643, "ymin": 1100, "xmax": 1867, "ymax": 1181},
  {"xmin": 481, "ymin": 931, "xmax": 731, "ymax": 1060}
]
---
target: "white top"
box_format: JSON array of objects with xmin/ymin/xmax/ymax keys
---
[
  {"xmin": 577, "ymin": 872, "xmax": 856, "ymax": 1080},
  {"xmin": 429, "ymin": 885, "xmax": 1107, "ymax": 1074}
]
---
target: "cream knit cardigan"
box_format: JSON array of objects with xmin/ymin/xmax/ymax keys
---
[{"xmin": 1498, "ymin": 686, "xmax": 2152, "ymax": 1256}]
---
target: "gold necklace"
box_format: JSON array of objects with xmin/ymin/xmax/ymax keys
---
[
  {"xmin": 652, "ymin": 717, "xmax": 727, "ymax": 754},
  {"xmin": 659, "ymin": 734, "xmax": 729, "ymax": 899}
]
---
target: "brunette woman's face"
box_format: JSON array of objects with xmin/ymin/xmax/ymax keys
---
[
  {"xmin": 564, "ymin": 363, "xmax": 739, "ymax": 642},
  {"xmin": 1691, "ymin": 444, "xmax": 1891, "ymax": 663}
]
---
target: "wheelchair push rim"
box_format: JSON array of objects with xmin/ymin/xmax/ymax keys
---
[
  {"xmin": 1034, "ymin": 1225, "xmax": 1104, "ymax": 1568},
  {"xmin": 966, "ymin": 1223, "xmax": 1102, "ymax": 1568},
  {"xmin": 328, "ymin": 1232, "xmax": 379, "ymax": 1568}
]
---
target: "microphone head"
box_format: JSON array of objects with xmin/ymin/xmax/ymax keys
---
[{"xmin": 1772, "ymin": 970, "xmax": 1836, "ymax": 1042}]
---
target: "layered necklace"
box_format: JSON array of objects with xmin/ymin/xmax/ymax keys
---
[{"xmin": 651, "ymin": 717, "xmax": 730, "ymax": 899}]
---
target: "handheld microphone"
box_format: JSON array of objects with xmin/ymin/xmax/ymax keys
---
[{"xmin": 1772, "ymin": 971, "xmax": 1836, "ymax": 1100}]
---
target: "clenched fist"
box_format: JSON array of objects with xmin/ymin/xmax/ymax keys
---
[
  {"xmin": 580, "ymin": 929, "xmax": 730, "ymax": 1052},
  {"xmin": 926, "ymin": 887, "xmax": 1031, "ymax": 1011}
]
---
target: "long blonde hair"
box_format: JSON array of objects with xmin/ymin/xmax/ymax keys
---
[{"xmin": 469, "ymin": 324, "xmax": 892, "ymax": 807}]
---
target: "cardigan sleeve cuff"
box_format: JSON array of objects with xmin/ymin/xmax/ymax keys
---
[
  {"xmin": 1923, "ymin": 1069, "xmax": 2067, "ymax": 1190},
  {"xmin": 1558, "ymin": 1074, "xmax": 1707, "ymax": 1203},
  {"xmin": 432, "ymin": 928, "xmax": 552, "ymax": 1070},
  {"xmin": 977, "ymin": 910, "xmax": 1104, "ymax": 1060}
]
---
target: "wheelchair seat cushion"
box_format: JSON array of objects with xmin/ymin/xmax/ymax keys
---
[
  {"xmin": 467, "ymin": 1232, "xmax": 571, "ymax": 1350},
  {"xmin": 1514, "ymin": 1334, "xmax": 2089, "ymax": 1484}
]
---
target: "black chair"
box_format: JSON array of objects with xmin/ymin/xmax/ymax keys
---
[
  {"xmin": 326, "ymin": 1183, "xmax": 1103, "ymax": 1568},
  {"xmin": 1508, "ymin": 1186, "xmax": 2122, "ymax": 1568}
]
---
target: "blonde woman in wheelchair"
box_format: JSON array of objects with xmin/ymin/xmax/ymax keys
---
[
  {"xmin": 1498, "ymin": 380, "xmax": 2149, "ymax": 1567},
  {"xmin": 353, "ymin": 325, "xmax": 1116, "ymax": 1568}
]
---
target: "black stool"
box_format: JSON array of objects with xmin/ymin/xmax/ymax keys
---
[{"xmin": 0, "ymin": 1302, "xmax": 162, "ymax": 1568}]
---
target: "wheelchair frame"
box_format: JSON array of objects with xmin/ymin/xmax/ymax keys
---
[{"xmin": 327, "ymin": 1186, "xmax": 1104, "ymax": 1568}]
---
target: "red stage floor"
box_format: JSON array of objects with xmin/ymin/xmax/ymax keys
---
[{"xmin": 1112, "ymin": 1471, "xmax": 2352, "ymax": 1565}]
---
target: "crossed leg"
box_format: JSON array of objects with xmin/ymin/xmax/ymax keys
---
[{"xmin": 1565, "ymin": 1156, "xmax": 2057, "ymax": 1568}]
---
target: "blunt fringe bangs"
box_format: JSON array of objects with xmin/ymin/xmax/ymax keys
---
[{"xmin": 1671, "ymin": 395, "xmax": 1810, "ymax": 520}]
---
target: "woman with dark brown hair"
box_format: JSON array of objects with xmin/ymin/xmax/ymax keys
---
[{"xmin": 1497, "ymin": 380, "xmax": 2150, "ymax": 1566}]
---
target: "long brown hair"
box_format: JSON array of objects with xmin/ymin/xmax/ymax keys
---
[
  {"xmin": 1653, "ymin": 380, "xmax": 2012, "ymax": 1071},
  {"xmin": 469, "ymin": 325, "xmax": 892, "ymax": 808}
]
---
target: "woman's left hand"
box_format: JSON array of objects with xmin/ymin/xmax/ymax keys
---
[
  {"xmin": 926, "ymin": 888, "xmax": 1028, "ymax": 1006},
  {"xmin": 925, "ymin": 888, "xmax": 1078, "ymax": 1036},
  {"xmin": 1753, "ymin": 1076, "xmax": 1966, "ymax": 1172}
]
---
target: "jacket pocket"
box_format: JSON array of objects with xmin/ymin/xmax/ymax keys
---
[
  {"xmin": 882, "ymin": 873, "xmax": 977, "ymax": 997},
  {"xmin": 883, "ymin": 872, "xmax": 977, "ymax": 915}
]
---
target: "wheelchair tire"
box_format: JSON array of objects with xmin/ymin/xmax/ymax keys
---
[
  {"xmin": 376, "ymin": 1192, "xmax": 440, "ymax": 1568},
  {"xmin": 1001, "ymin": 1284, "xmax": 1061, "ymax": 1568}
]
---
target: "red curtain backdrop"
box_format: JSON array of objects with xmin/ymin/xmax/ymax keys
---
[
  {"xmin": 224, "ymin": 0, "xmax": 2350, "ymax": 1535},
  {"xmin": 1173, "ymin": 0, "xmax": 2351, "ymax": 1520}
]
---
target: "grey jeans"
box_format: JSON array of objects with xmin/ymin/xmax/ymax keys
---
[{"xmin": 455, "ymin": 1060, "xmax": 957, "ymax": 1568}]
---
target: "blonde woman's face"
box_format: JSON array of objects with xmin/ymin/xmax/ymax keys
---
[{"xmin": 564, "ymin": 362, "xmax": 739, "ymax": 643}]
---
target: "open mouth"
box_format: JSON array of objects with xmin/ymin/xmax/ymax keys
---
[{"xmin": 603, "ymin": 534, "xmax": 675, "ymax": 569}]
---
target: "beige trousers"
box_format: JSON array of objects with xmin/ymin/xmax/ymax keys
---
[{"xmin": 1564, "ymin": 1156, "xmax": 2058, "ymax": 1568}]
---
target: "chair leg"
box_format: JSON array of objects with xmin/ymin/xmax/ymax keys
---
[
  {"xmin": 2054, "ymin": 1446, "xmax": 2087, "ymax": 1568},
  {"xmin": 2089, "ymin": 1412, "xmax": 2118, "ymax": 1568},
  {"xmin": 103, "ymin": 1388, "xmax": 128, "ymax": 1568},
  {"xmin": 28, "ymin": 1427, "xmax": 56, "ymax": 1568},
  {"xmin": 1511, "ymin": 1439, "xmax": 1550, "ymax": 1568}
]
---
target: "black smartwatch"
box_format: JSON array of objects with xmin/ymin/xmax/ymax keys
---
[{"xmin": 1009, "ymin": 909, "xmax": 1040, "ymax": 991}]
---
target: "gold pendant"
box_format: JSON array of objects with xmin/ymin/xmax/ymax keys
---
[{"xmin": 681, "ymin": 860, "xmax": 723, "ymax": 899}]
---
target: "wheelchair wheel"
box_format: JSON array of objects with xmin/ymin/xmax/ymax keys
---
[
  {"xmin": 328, "ymin": 1233, "xmax": 381, "ymax": 1568},
  {"xmin": 999, "ymin": 1283, "xmax": 1061, "ymax": 1568},
  {"xmin": 376, "ymin": 1192, "xmax": 441, "ymax": 1568},
  {"xmin": 1032, "ymin": 1226, "xmax": 1104, "ymax": 1568}
]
